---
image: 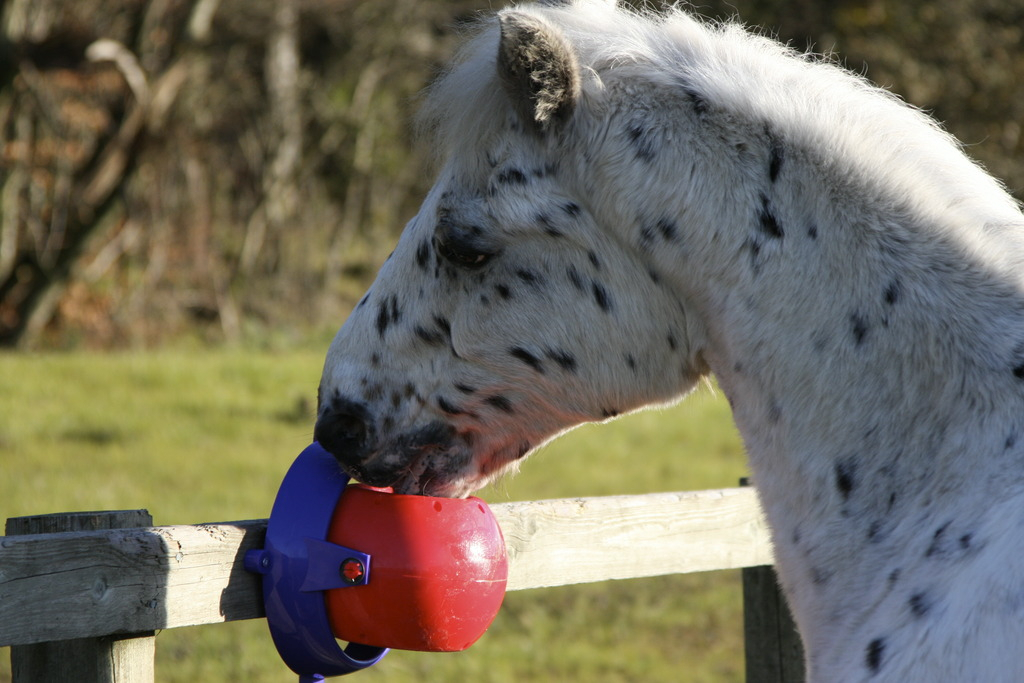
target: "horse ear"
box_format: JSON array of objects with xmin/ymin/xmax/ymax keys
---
[{"xmin": 497, "ymin": 12, "xmax": 580, "ymax": 135}]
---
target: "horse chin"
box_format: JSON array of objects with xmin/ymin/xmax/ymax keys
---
[
  {"xmin": 380, "ymin": 449, "xmax": 481, "ymax": 498},
  {"xmin": 353, "ymin": 435, "xmax": 525, "ymax": 498},
  {"xmin": 389, "ymin": 470, "xmax": 480, "ymax": 498}
]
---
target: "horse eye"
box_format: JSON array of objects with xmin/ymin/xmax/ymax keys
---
[{"xmin": 433, "ymin": 233, "xmax": 495, "ymax": 269}]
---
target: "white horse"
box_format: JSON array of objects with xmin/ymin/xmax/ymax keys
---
[{"xmin": 315, "ymin": 2, "xmax": 1024, "ymax": 679}]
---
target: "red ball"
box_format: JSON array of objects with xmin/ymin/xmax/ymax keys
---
[{"xmin": 324, "ymin": 484, "xmax": 508, "ymax": 652}]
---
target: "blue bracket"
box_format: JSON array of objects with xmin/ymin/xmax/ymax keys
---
[{"xmin": 245, "ymin": 443, "xmax": 388, "ymax": 679}]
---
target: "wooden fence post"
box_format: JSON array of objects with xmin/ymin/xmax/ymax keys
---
[
  {"xmin": 739, "ymin": 478, "xmax": 805, "ymax": 683},
  {"xmin": 6, "ymin": 510, "xmax": 156, "ymax": 683}
]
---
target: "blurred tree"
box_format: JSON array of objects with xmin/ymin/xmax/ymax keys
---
[
  {"xmin": 0, "ymin": 0, "xmax": 1020, "ymax": 348},
  {"xmin": 0, "ymin": 0, "xmax": 191, "ymax": 347},
  {"xmin": 0, "ymin": 0, "xmax": 489, "ymax": 347}
]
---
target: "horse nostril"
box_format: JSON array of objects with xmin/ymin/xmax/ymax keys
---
[
  {"xmin": 332, "ymin": 414, "xmax": 366, "ymax": 446},
  {"xmin": 314, "ymin": 398, "xmax": 372, "ymax": 467}
]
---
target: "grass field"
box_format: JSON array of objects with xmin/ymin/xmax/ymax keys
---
[{"xmin": 0, "ymin": 349, "xmax": 749, "ymax": 682}]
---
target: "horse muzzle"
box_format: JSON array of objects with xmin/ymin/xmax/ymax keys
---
[
  {"xmin": 314, "ymin": 396, "xmax": 458, "ymax": 490},
  {"xmin": 313, "ymin": 397, "xmax": 391, "ymax": 486}
]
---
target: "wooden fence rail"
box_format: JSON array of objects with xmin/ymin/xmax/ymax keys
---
[{"xmin": 1, "ymin": 487, "xmax": 802, "ymax": 682}]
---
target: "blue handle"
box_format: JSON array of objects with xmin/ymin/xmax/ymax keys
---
[{"xmin": 247, "ymin": 443, "xmax": 388, "ymax": 679}]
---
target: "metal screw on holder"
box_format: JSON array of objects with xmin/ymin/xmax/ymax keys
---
[{"xmin": 340, "ymin": 558, "xmax": 365, "ymax": 585}]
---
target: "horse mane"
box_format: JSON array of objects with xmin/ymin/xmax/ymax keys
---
[{"xmin": 417, "ymin": 0, "xmax": 1020, "ymax": 221}]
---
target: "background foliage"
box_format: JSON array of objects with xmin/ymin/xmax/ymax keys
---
[{"xmin": 0, "ymin": 0, "xmax": 1022, "ymax": 349}]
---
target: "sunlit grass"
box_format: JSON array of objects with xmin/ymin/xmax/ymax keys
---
[{"xmin": 0, "ymin": 350, "xmax": 748, "ymax": 682}]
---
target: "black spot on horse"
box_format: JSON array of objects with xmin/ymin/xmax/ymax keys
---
[
  {"xmin": 866, "ymin": 638, "xmax": 885, "ymax": 674},
  {"xmin": 925, "ymin": 521, "xmax": 953, "ymax": 558},
  {"xmin": 436, "ymin": 396, "xmax": 465, "ymax": 415},
  {"xmin": 1005, "ymin": 430, "xmax": 1018, "ymax": 450},
  {"xmin": 639, "ymin": 224, "xmax": 657, "ymax": 249},
  {"xmin": 495, "ymin": 283, "xmax": 512, "ymax": 300},
  {"xmin": 883, "ymin": 279, "xmax": 902, "ymax": 306},
  {"xmin": 454, "ymin": 383, "xmax": 476, "ymax": 395},
  {"xmin": 640, "ymin": 218, "xmax": 681, "ymax": 248},
  {"xmin": 536, "ymin": 213, "xmax": 563, "ymax": 237},
  {"xmin": 850, "ymin": 313, "xmax": 870, "ymax": 346},
  {"xmin": 416, "ymin": 240, "xmax": 431, "ymax": 270},
  {"xmin": 562, "ymin": 202, "xmax": 581, "ymax": 218},
  {"xmin": 587, "ymin": 251, "xmax": 601, "ymax": 269},
  {"xmin": 681, "ymin": 85, "xmax": 709, "ymax": 115},
  {"xmin": 601, "ymin": 407, "xmax": 620, "ymax": 418},
  {"xmin": 807, "ymin": 224, "xmax": 819, "ymax": 240},
  {"xmin": 758, "ymin": 194, "xmax": 784, "ymax": 239},
  {"xmin": 810, "ymin": 566, "xmax": 832, "ymax": 585},
  {"xmin": 510, "ymin": 346, "xmax": 545, "ymax": 373},
  {"xmin": 546, "ymin": 348, "xmax": 578, "ymax": 373},
  {"xmin": 433, "ymin": 316, "xmax": 451, "ymax": 338},
  {"xmin": 625, "ymin": 354, "xmax": 637, "ymax": 371},
  {"xmin": 567, "ymin": 265, "xmax": 585, "ymax": 291},
  {"xmin": 485, "ymin": 395, "xmax": 514, "ymax": 413},
  {"xmin": 496, "ymin": 167, "xmax": 529, "ymax": 185},
  {"xmin": 626, "ymin": 124, "xmax": 657, "ymax": 163},
  {"xmin": 375, "ymin": 305, "xmax": 389, "ymax": 337},
  {"xmin": 768, "ymin": 136, "xmax": 784, "ymax": 182},
  {"xmin": 516, "ymin": 268, "xmax": 544, "ymax": 287},
  {"xmin": 834, "ymin": 458, "xmax": 857, "ymax": 500},
  {"xmin": 414, "ymin": 315, "xmax": 452, "ymax": 347},
  {"xmin": 1013, "ymin": 363, "xmax": 1024, "ymax": 380},
  {"xmin": 415, "ymin": 325, "xmax": 444, "ymax": 346},
  {"xmin": 375, "ymin": 295, "xmax": 401, "ymax": 338},
  {"xmin": 909, "ymin": 592, "xmax": 930, "ymax": 618},
  {"xmin": 592, "ymin": 282, "xmax": 613, "ymax": 312},
  {"xmin": 658, "ymin": 218, "xmax": 680, "ymax": 242}
]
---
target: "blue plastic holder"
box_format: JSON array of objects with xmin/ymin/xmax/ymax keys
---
[{"xmin": 245, "ymin": 442, "xmax": 388, "ymax": 680}]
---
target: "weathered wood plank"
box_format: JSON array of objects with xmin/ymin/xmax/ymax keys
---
[
  {"xmin": 7, "ymin": 511, "xmax": 157, "ymax": 683},
  {"xmin": 496, "ymin": 487, "xmax": 772, "ymax": 590},
  {"xmin": 0, "ymin": 488, "xmax": 772, "ymax": 647},
  {"xmin": 0, "ymin": 519, "xmax": 267, "ymax": 647}
]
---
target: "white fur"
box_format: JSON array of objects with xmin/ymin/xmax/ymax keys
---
[{"xmin": 321, "ymin": 2, "xmax": 1024, "ymax": 679}]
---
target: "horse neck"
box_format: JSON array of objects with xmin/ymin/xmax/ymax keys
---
[{"xmin": 655, "ymin": 136, "xmax": 1024, "ymax": 628}]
